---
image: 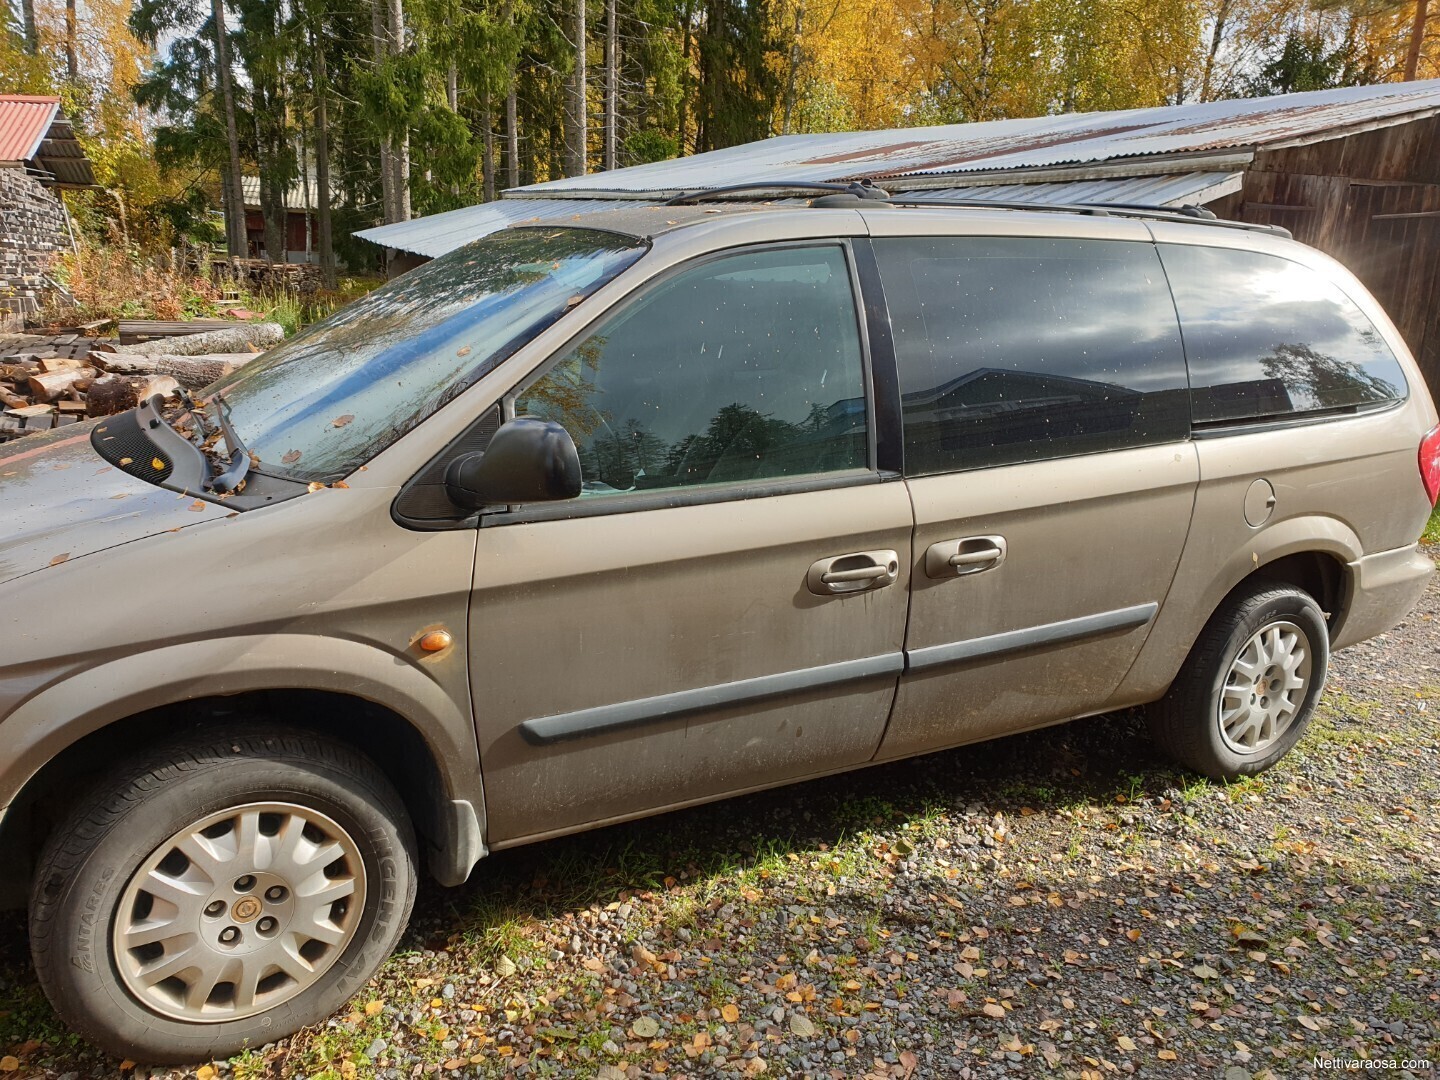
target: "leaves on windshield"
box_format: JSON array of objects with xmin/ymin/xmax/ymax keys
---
[{"xmin": 331, "ymin": 415, "xmax": 355, "ymax": 428}]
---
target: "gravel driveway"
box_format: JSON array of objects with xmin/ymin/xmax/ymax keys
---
[{"xmin": 3, "ymin": 554, "xmax": 1438, "ymax": 1079}]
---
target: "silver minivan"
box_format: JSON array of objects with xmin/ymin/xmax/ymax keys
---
[{"xmin": 2, "ymin": 194, "xmax": 1436, "ymax": 1061}]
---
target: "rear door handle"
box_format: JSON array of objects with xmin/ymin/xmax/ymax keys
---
[
  {"xmin": 925, "ymin": 535, "xmax": 1007, "ymax": 578},
  {"xmin": 807, "ymin": 549, "xmax": 900, "ymax": 596}
]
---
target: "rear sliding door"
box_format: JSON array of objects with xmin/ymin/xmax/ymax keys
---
[{"xmin": 862, "ymin": 227, "xmax": 1200, "ymax": 760}]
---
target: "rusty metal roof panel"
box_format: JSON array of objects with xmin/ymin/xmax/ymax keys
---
[
  {"xmin": 0, "ymin": 94, "xmax": 60, "ymax": 164},
  {"xmin": 514, "ymin": 80, "xmax": 1440, "ymax": 196}
]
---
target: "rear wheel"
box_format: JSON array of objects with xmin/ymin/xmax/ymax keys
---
[
  {"xmin": 1147, "ymin": 583, "xmax": 1329, "ymax": 780},
  {"xmin": 29, "ymin": 728, "xmax": 416, "ymax": 1064}
]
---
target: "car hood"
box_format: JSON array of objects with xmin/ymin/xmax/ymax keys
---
[{"xmin": 0, "ymin": 421, "xmax": 232, "ymax": 586}]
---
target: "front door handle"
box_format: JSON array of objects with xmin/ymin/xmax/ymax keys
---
[
  {"xmin": 807, "ymin": 549, "xmax": 900, "ymax": 596},
  {"xmin": 925, "ymin": 535, "xmax": 1007, "ymax": 578}
]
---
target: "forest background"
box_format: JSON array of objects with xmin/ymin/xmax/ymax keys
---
[{"xmin": 2, "ymin": 0, "xmax": 1437, "ymax": 299}]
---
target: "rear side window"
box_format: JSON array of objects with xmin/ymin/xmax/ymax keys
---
[
  {"xmin": 873, "ymin": 236, "xmax": 1190, "ymax": 475},
  {"xmin": 515, "ymin": 245, "xmax": 868, "ymax": 496},
  {"xmin": 1158, "ymin": 244, "xmax": 1407, "ymax": 426}
]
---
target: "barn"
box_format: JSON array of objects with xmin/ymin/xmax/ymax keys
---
[{"xmin": 359, "ymin": 80, "xmax": 1440, "ymax": 390}]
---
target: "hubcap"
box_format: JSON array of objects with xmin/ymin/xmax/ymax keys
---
[
  {"xmin": 1219, "ymin": 620, "xmax": 1312, "ymax": 754},
  {"xmin": 112, "ymin": 802, "xmax": 366, "ymax": 1023}
]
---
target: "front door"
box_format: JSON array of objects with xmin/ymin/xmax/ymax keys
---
[
  {"xmin": 468, "ymin": 242, "xmax": 913, "ymax": 843},
  {"xmin": 863, "ymin": 231, "xmax": 1199, "ymax": 760}
]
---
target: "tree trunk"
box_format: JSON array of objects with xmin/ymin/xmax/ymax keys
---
[
  {"xmin": 506, "ymin": 85, "xmax": 520, "ymax": 188},
  {"xmin": 85, "ymin": 374, "xmax": 181, "ymax": 416},
  {"xmin": 313, "ymin": 35, "xmax": 336, "ymax": 289},
  {"xmin": 109, "ymin": 322, "xmax": 284, "ymax": 355},
  {"xmin": 447, "ymin": 62, "xmax": 458, "ymax": 111},
  {"xmin": 64, "ymin": 0, "xmax": 79, "ymax": 80},
  {"xmin": 567, "ymin": 0, "xmax": 588, "ymax": 175},
  {"xmin": 1406, "ymin": 0, "xmax": 1430, "ymax": 80},
  {"xmin": 604, "ymin": 0, "xmax": 618, "ymax": 170},
  {"xmin": 95, "ymin": 354, "xmax": 262, "ymax": 389},
  {"xmin": 213, "ymin": 0, "xmax": 249, "ymax": 258},
  {"xmin": 677, "ymin": 0, "xmax": 693, "ymax": 154},
  {"xmin": 482, "ymin": 99, "xmax": 497, "ymax": 201},
  {"xmin": 371, "ymin": 0, "xmax": 396, "ymax": 223},
  {"xmin": 1199, "ymin": 0, "xmax": 1232, "ymax": 103},
  {"xmin": 261, "ymin": 157, "xmax": 287, "ymax": 263},
  {"xmin": 387, "ymin": 0, "xmax": 411, "ymax": 220},
  {"xmin": 781, "ymin": 1, "xmax": 803, "ymax": 135},
  {"xmin": 20, "ymin": 0, "xmax": 37, "ymax": 52}
]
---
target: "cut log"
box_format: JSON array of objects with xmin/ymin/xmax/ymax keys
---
[
  {"xmin": 5, "ymin": 403, "xmax": 55, "ymax": 418},
  {"xmin": 109, "ymin": 322, "xmax": 284, "ymax": 356},
  {"xmin": 0, "ymin": 384, "xmax": 27, "ymax": 409},
  {"xmin": 38, "ymin": 357, "xmax": 85, "ymax": 372},
  {"xmin": 94, "ymin": 352, "xmax": 261, "ymax": 389},
  {"xmin": 27, "ymin": 367, "xmax": 98, "ymax": 402},
  {"xmin": 84, "ymin": 373, "xmax": 181, "ymax": 417},
  {"xmin": 0, "ymin": 363, "xmax": 38, "ymax": 381}
]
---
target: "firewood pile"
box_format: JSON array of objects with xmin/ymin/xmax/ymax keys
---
[{"xmin": 0, "ymin": 322, "xmax": 283, "ymax": 444}]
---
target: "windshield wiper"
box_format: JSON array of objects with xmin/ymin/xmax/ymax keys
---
[{"xmin": 205, "ymin": 392, "xmax": 252, "ymax": 494}]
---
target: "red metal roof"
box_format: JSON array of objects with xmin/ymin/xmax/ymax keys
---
[{"xmin": 0, "ymin": 94, "xmax": 61, "ymax": 164}]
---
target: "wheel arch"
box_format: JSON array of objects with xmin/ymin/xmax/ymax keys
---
[
  {"xmin": 1114, "ymin": 515, "xmax": 1358, "ymax": 710},
  {"xmin": 0, "ymin": 635, "xmax": 487, "ymax": 904}
]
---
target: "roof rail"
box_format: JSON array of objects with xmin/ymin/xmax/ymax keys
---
[
  {"xmin": 881, "ymin": 195, "xmax": 1291, "ymax": 237},
  {"xmin": 662, "ymin": 179, "xmax": 1291, "ymax": 237},
  {"xmin": 664, "ymin": 180, "xmax": 889, "ymax": 205}
]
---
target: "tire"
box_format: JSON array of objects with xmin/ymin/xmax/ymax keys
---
[
  {"xmin": 29, "ymin": 727, "xmax": 417, "ymax": 1064},
  {"xmin": 1147, "ymin": 583, "xmax": 1329, "ymax": 780}
]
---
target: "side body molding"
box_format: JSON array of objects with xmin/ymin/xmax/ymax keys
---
[{"xmin": 0, "ymin": 634, "xmax": 488, "ymax": 887}]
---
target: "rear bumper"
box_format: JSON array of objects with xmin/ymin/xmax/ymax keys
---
[{"xmin": 1332, "ymin": 543, "xmax": 1435, "ymax": 650}]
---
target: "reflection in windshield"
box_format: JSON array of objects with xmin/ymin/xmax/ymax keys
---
[{"xmin": 205, "ymin": 228, "xmax": 648, "ymax": 481}]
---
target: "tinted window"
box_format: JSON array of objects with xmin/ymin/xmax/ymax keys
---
[
  {"xmin": 1159, "ymin": 244, "xmax": 1407, "ymax": 425},
  {"xmin": 873, "ymin": 236, "xmax": 1190, "ymax": 474},
  {"xmin": 515, "ymin": 245, "xmax": 868, "ymax": 496},
  {"xmin": 210, "ymin": 227, "xmax": 648, "ymax": 482}
]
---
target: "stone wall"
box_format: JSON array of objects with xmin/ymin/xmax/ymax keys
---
[{"xmin": 0, "ymin": 168, "xmax": 70, "ymax": 330}]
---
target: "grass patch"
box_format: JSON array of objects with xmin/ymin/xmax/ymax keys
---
[{"xmin": 1424, "ymin": 504, "xmax": 1440, "ymax": 545}]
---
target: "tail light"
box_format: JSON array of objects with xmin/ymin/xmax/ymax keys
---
[{"xmin": 1422, "ymin": 424, "xmax": 1440, "ymax": 506}]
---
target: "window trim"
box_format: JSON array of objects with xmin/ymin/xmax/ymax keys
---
[
  {"xmin": 483, "ymin": 238, "xmax": 883, "ymax": 527},
  {"xmin": 1189, "ymin": 396, "xmax": 1405, "ymax": 440}
]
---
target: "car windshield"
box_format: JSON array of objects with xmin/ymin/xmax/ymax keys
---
[{"xmin": 205, "ymin": 227, "xmax": 649, "ymax": 482}]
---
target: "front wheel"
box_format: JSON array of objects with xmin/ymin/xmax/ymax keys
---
[
  {"xmin": 1147, "ymin": 583, "xmax": 1329, "ymax": 780},
  {"xmin": 29, "ymin": 728, "xmax": 417, "ymax": 1064}
]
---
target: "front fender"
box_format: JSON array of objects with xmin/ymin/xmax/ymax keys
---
[{"xmin": 0, "ymin": 633, "xmax": 484, "ymax": 833}]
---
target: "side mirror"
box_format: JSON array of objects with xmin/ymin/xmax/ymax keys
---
[{"xmin": 444, "ymin": 417, "xmax": 582, "ymax": 510}]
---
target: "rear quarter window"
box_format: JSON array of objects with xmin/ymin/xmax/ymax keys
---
[{"xmin": 1158, "ymin": 244, "xmax": 1408, "ymax": 426}]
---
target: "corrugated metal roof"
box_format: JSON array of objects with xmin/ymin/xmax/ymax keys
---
[
  {"xmin": 241, "ymin": 172, "xmax": 322, "ymax": 211},
  {"xmin": 357, "ymin": 171, "xmax": 1243, "ymax": 257},
  {"xmin": 515, "ymin": 80, "xmax": 1440, "ymax": 196},
  {"xmin": 0, "ymin": 94, "xmax": 60, "ymax": 164},
  {"xmin": 0, "ymin": 94, "xmax": 95, "ymax": 187},
  {"xmin": 917, "ymin": 170, "xmax": 1244, "ymax": 207},
  {"xmin": 356, "ymin": 198, "xmax": 664, "ymax": 257}
]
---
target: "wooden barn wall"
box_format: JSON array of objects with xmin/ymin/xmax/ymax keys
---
[{"xmin": 1217, "ymin": 114, "xmax": 1440, "ymax": 394}]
